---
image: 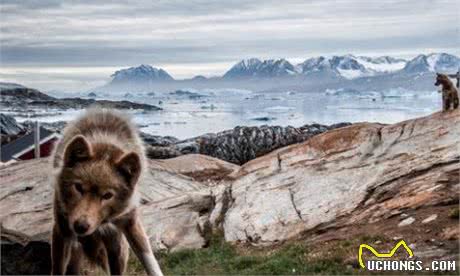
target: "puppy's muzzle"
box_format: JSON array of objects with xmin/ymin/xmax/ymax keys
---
[{"xmin": 73, "ymin": 219, "xmax": 90, "ymax": 235}]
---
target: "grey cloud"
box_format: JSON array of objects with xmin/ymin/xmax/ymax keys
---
[{"xmin": 0, "ymin": 0, "xmax": 459, "ymax": 90}]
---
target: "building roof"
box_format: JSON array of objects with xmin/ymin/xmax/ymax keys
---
[{"xmin": 1, "ymin": 127, "xmax": 57, "ymax": 162}]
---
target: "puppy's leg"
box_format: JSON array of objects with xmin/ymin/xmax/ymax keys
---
[
  {"xmin": 101, "ymin": 226, "xmax": 129, "ymax": 275},
  {"xmin": 80, "ymin": 233, "xmax": 110, "ymax": 273},
  {"xmin": 118, "ymin": 212, "xmax": 163, "ymax": 276},
  {"xmin": 51, "ymin": 225, "xmax": 73, "ymax": 275},
  {"xmin": 65, "ymin": 244, "xmax": 83, "ymax": 275},
  {"xmin": 443, "ymin": 95, "xmax": 450, "ymax": 111}
]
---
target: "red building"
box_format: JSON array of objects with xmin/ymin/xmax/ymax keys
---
[{"xmin": 1, "ymin": 127, "xmax": 59, "ymax": 163}]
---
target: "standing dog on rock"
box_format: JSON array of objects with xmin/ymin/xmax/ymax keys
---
[
  {"xmin": 435, "ymin": 73, "xmax": 459, "ymax": 111},
  {"xmin": 51, "ymin": 108, "xmax": 163, "ymax": 276}
]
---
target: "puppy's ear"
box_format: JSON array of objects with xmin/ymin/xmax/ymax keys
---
[
  {"xmin": 63, "ymin": 135, "xmax": 92, "ymax": 167},
  {"xmin": 115, "ymin": 152, "xmax": 141, "ymax": 187}
]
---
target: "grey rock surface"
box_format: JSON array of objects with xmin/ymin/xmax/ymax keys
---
[
  {"xmin": 146, "ymin": 122, "xmax": 351, "ymax": 165},
  {"xmin": 220, "ymin": 110, "xmax": 459, "ymax": 243}
]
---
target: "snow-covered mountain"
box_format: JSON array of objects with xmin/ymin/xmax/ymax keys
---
[
  {"xmin": 223, "ymin": 58, "xmax": 297, "ymax": 78},
  {"xmin": 297, "ymin": 53, "xmax": 459, "ymax": 79},
  {"xmin": 223, "ymin": 58, "xmax": 262, "ymax": 78},
  {"xmin": 298, "ymin": 55, "xmax": 370, "ymax": 79},
  {"xmin": 330, "ymin": 55, "xmax": 369, "ymax": 79},
  {"xmin": 298, "ymin": 56, "xmax": 335, "ymax": 74},
  {"xmin": 402, "ymin": 53, "xmax": 460, "ymax": 74},
  {"xmin": 298, "ymin": 55, "xmax": 408, "ymax": 79},
  {"xmin": 359, "ymin": 56, "xmax": 406, "ymax": 64},
  {"xmin": 223, "ymin": 55, "xmax": 370, "ymax": 79},
  {"xmin": 110, "ymin": 64, "xmax": 174, "ymax": 84},
  {"xmin": 94, "ymin": 64, "xmax": 174, "ymax": 93},
  {"xmin": 102, "ymin": 53, "xmax": 458, "ymax": 85},
  {"xmin": 355, "ymin": 56, "xmax": 406, "ymax": 73},
  {"xmin": 92, "ymin": 53, "xmax": 459, "ymax": 93}
]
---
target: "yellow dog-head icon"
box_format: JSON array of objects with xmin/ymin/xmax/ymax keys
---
[{"xmin": 358, "ymin": 240, "xmax": 414, "ymax": 269}]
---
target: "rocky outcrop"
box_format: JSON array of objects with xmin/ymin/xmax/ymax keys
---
[
  {"xmin": 1, "ymin": 110, "xmax": 459, "ymax": 274},
  {"xmin": 140, "ymin": 132, "xmax": 180, "ymax": 147},
  {"xmin": 0, "ymin": 87, "xmax": 54, "ymax": 102},
  {"xmin": 26, "ymin": 98, "xmax": 162, "ymax": 111},
  {"xmin": 146, "ymin": 123, "xmax": 351, "ymax": 165},
  {"xmin": 219, "ymin": 110, "xmax": 459, "ymax": 243},
  {"xmin": 152, "ymin": 154, "xmax": 239, "ymax": 182},
  {"xmin": 14, "ymin": 119, "xmax": 349, "ymax": 165},
  {"xmin": 143, "ymin": 192, "xmax": 214, "ymax": 251},
  {"xmin": 0, "ymin": 87, "xmax": 161, "ymax": 111}
]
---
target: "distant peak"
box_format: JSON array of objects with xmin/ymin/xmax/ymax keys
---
[
  {"xmin": 109, "ymin": 64, "xmax": 174, "ymax": 83},
  {"xmin": 402, "ymin": 53, "xmax": 460, "ymax": 73},
  {"xmin": 224, "ymin": 58, "xmax": 295, "ymax": 78}
]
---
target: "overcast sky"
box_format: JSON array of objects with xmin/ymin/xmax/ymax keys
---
[{"xmin": 1, "ymin": 0, "xmax": 459, "ymax": 91}]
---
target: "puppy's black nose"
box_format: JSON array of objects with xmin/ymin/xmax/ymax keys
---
[{"xmin": 73, "ymin": 219, "xmax": 90, "ymax": 234}]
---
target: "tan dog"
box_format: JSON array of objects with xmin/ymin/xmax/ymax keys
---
[
  {"xmin": 435, "ymin": 73, "xmax": 459, "ymax": 111},
  {"xmin": 51, "ymin": 108, "xmax": 163, "ymax": 276}
]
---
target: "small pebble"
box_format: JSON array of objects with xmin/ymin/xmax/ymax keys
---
[
  {"xmin": 398, "ymin": 217, "xmax": 415, "ymax": 227},
  {"xmin": 422, "ymin": 214, "xmax": 438, "ymax": 224}
]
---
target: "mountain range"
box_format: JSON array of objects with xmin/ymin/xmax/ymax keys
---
[{"xmin": 95, "ymin": 53, "xmax": 460, "ymax": 93}]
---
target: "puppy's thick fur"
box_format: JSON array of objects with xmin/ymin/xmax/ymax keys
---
[
  {"xmin": 435, "ymin": 73, "xmax": 459, "ymax": 111},
  {"xmin": 51, "ymin": 109, "xmax": 163, "ymax": 276}
]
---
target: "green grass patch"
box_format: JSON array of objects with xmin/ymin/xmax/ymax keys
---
[
  {"xmin": 128, "ymin": 234, "xmax": 355, "ymax": 275},
  {"xmin": 127, "ymin": 233, "xmax": 459, "ymax": 275}
]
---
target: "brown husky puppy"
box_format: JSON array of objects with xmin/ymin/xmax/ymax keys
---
[
  {"xmin": 435, "ymin": 73, "xmax": 459, "ymax": 111},
  {"xmin": 51, "ymin": 108, "xmax": 163, "ymax": 276}
]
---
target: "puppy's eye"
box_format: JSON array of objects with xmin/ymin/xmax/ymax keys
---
[
  {"xmin": 74, "ymin": 183, "xmax": 84, "ymax": 194},
  {"xmin": 102, "ymin": 192, "xmax": 113, "ymax": 200}
]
